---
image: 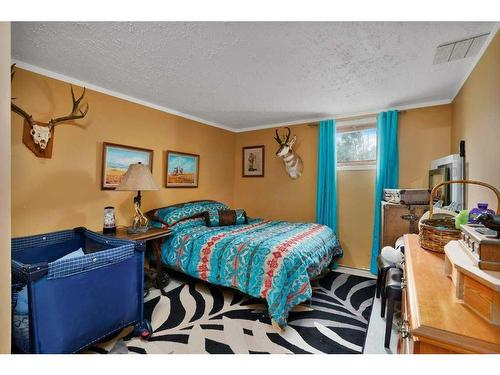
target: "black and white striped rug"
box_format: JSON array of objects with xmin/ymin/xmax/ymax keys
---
[{"xmin": 90, "ymin": 271, "xmax": 376, "ymax": 354}]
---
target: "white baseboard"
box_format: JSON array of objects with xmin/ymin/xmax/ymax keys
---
[{"xmin": 336, "ymin": 266, "xmax": 376, "ymax": 279}]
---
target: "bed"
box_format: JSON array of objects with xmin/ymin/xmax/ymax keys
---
[{"xmin": 147, "ymin": 200, "xmax": 343, "ymax": 328}]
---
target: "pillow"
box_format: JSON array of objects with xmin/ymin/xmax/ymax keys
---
[
  {"xmin": 204, "ymin": 209, "xmax": 248, "ymax": 227},
  {"xmin": 154, "ymin": 200, "xmax": 229, "ymax": 227},
  {"xmin": 171, "ymin": 217, "xmax": 207, "ymax": 231},
  {"xmin": 14, "ymin": 248, "xmax": 85, "ymax": 315}
]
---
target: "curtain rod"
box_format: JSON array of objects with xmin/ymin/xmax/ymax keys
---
[{"xmin": 307, "ymin": 110, "xmax": 407, "ymax": 126}]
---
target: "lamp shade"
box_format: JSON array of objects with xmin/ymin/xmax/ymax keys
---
[{"xmin": 115, "ymin": 163, "xmax": 160, "ymax": 191}]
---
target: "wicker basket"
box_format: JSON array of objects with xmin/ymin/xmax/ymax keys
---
[{"xmin": 419, "ymin": 180, "xmax": 500, "ymax": 253}]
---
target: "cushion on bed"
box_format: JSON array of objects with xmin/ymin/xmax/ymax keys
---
[
  {"xmin": 153, "ymin": 200, "xmax": 229, "ymax": 227},
  {"xmin": 204, "ymin": 209, "xmax": 248, "ymax": 227}
]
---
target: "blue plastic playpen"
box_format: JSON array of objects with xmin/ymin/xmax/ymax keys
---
[{"xmin": 11, "ymin": 227, "xmax": 151, "ymax": 353}]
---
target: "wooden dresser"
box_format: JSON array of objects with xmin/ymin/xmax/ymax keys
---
[{"xmin": 398, "ymin": 234, "xmax": 500, "ymax": 353}]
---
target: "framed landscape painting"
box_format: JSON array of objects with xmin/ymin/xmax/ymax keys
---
[
  {"xmin": 242, "ymin": 145, "xmax": 265, "ymax": 177},
  {"xmin": 165, "ymin": 151, "xmax": 200, "ymax": 188},
  {"xmin": 101, "ymin": 142, "xmax": 153, "ymax": 190}
]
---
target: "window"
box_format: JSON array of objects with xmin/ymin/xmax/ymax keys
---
[{"xmin": 336, "ymin": 122, "xmax": 377, "ymax": 170}]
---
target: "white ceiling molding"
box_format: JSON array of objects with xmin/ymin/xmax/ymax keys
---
[
  {"xmin": 12, "ymin": 59, "xmax": 454, "ymax": 134},
  {"xmin": 13, "ymin": 59, "xmax": 454, "ymax": 133},
  {"xmin": 11, "ymin": 59, "xmax": 235, "ymax": 132},
  {"xmin": 233, "ymin": 98, "xmax": 452, "ymax": 132},
  {"xmin": 11, "ymin": 22, "xmax": 497, "ymax": 133}
]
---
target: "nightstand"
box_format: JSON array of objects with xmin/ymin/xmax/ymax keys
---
[{"xmin": 102, "ymin": 227, "xmax": 172, "ymax": 295}]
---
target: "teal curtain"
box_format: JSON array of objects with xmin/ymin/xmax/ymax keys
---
[
  {"xmin": 316, "ymin": 119, "xmax": 338, "ymax": 233},
  {"xmin": 370, "ymin": 111, "xmax": 399, "ymax": 274}
]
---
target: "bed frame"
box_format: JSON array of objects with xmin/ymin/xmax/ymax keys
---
[{"xmin": 144, "ymin": 200, "xmax": 319, "ymax": 333}]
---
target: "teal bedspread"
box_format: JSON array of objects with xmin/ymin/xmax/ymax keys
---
[{"xmin": 160, "ymin": 216, "xmax": 343, "ymax": 325}]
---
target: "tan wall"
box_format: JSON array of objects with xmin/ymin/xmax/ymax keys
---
[
  {"xmin": 0, "ymin": 22, "xmax": 11, "ymax": 354},
  {"xmin": 451, "ymin": 34, "xmax": 500, "ymax": 210},
  {"xmin": 11, "ymin": 69, "xmax": 236, "ymax": 237},
  {"xmin": 14, "ymin": 34, "xmax": 489, "ymax": 278},
  {"xmin": 337, "ymin": 169, "xmax": 375, "ymax": 269},
  {"xmin": 233, "ymin": 125, "xmax": 318, "ymax": 223},
  {"xmin": 234, "ymin": 104, "xmax": 452, "ymax": 270},
  {"xmin": 399, "ymin": 105, "xmax": 452, "ymax": 187}
]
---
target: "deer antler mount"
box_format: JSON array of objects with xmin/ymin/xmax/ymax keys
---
[{"xmin": 11, "ymin": 64, "xmax": 89, "ymax": 158}]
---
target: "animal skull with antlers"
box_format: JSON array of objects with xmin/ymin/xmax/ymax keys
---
[
  {"xmin": 274, "ymin": 127, "xmax": 304, "ymax": 179},
  {"xmin": 10, "ymin": 64, "xmax": 89, "ymax": 158}
]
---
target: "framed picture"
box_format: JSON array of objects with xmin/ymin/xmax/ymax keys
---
[
  {"xmin": 165, "ymin": 150, "xmax": 200, "ymax": 188},
  {"xmin": 101, "ymin": 142, "xmax": 153, "ymax": 190},
  {"xmin": 242, "ymin": 145, "xmax": 265, "ymax": 177}
]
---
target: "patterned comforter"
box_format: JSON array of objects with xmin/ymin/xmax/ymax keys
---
[{"xmin": 158, "ymin": 210, "xmax": 342, "ymax": 326}]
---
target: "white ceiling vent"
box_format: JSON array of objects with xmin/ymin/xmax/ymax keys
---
[{"xmin": 433, "ymin": 32, "xmax": 490, "ymax": 64}]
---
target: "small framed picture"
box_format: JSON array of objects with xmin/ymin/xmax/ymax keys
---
[
  {"xmin": 242, "ymin": 145, "xmax": 265, "ymax": 177},
  {"xmin": 166, "ymin": 150, "xmax": 200, "ymax": 188},
  {"xmin": 101, "ymin": 142, "xmax": 153, "ymax": 190}
]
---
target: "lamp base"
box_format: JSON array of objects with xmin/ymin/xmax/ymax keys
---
[{"xmin": 126, "ymin": 225, "xmax": 150, "ymax": 234}]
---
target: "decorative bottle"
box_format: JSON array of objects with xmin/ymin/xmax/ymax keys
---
[
  {"xmin": 468, "ymin": 203, "xmax": 495, "ymax": 224},
  {"xmin": 103, "ymin": 206, "xmax": 117, "ymax": 234}
]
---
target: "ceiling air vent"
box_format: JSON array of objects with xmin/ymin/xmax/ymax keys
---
[{"xmin": 433, "ymin": 32, "xmax": 490, "ymax": 64}]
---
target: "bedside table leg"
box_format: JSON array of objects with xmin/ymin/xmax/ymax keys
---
[{"xmin": 152, "ymin": 238, "xmax": 169, "ymax": 296}]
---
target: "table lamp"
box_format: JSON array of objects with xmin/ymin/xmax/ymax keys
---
[{"xmin": 116, "ymin": 162, "xmax": 160, "ymax": 233}]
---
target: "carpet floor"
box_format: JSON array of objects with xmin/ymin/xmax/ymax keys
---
[{"xmin": 89, "ymin": 271, "xmax": 376, "ymax": 354}]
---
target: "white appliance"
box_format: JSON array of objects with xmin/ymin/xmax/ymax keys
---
[{"xmin": 430, "ymin": 154, "xmax": 464, "ymax": 211}]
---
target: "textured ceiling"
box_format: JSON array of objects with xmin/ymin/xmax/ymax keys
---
[{"xmin": 11, "ymin": 22, "xmax": 496, "ymax": 130}]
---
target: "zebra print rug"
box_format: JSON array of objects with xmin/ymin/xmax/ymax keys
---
[{"xmin": 89, "ymin": 271, "xmax": 376, "ymax": 354}]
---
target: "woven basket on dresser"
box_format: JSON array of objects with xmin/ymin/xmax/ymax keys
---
[{"xmin": 419, "ymin": 180, "xmax": 500, "ymax": 253}]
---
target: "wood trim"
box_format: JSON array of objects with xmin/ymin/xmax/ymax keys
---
[
  {"xmin": 242, "ymin": 145, "xmax": 265, "ymax": 177},
  {"xmin": 101, "ymin": 142, "xmax": 154, "ymax": 190},
  {"xmin": 165, "ymin": 150, "xmax": 200, "ymax": 188},
  {"xmin": 403, "ymin": 234, "xmax": 500, "ymax": 353}
]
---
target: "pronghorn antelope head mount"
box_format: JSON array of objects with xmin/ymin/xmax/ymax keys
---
[
  {"xmin": 10, "ymin": 64, "xmax": 89, "ymax": 158},
  {"xmin": 274, "ymin": 127, "xmax": 304, "ymax": 179}
]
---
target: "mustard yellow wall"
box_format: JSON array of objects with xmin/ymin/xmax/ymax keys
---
[
  {"xmin": 11, "ymin": 69, "xmax": 236, "ymax": 237},
  {"xmin": 0, "ymin": 21, "xmax": 11, "ymax": 354},
  {"xmin": 336, "ymin": 169, "xmax": 375, "ymax": 269},
  {"xmin": 233, "ymin": 125, "xmax": 318, "ymax": 223},
  {"xmin": 399, "ymin": 105, "xmax": 452, "ymax": 187},
  {"xmin": 234, "ymin": 104, "xmax": 452, "ymax": 270},
  {"xmin": 451, "ymin": 34, "xmax": 500, "ymax": 210},
  {"xmin": 233, "ymin": 126, "xmax": 376, "ymax": 270},
  {"xmin": 15, "ymin": 44, "xmax": 494, "ymax": 273}
]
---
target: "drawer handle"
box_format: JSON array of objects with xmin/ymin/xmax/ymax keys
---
[{"xmin": 398, "ymin": 320, "xmax": 411, "ymax": 339}]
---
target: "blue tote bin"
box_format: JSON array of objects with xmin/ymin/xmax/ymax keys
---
[{"xmin": 11, "ymin": 227, "xmax": 151, "ymax": 353}]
